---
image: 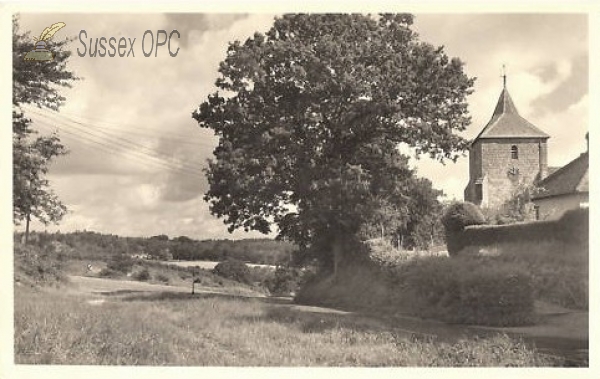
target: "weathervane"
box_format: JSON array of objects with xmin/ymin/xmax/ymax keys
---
[{"xmin": 501, "ymin": 64, "xmax": 507, "ymax": 88}]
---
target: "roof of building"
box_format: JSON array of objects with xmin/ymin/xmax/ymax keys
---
[
  {"xmin": 533, "ymin": 152, "xmax": 589, "ymax": 200},
  {"xmin": 473, "ymin": 87, "xmax": 550, "ymax": 143},
  {"xmin": 547, "ymin": 167, "xmax": 561, "ymax": 177}
]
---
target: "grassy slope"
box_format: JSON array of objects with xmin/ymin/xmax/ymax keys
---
[{"xmin": 14, "ymin": 284, "xmax": 557, "ymax": 366}]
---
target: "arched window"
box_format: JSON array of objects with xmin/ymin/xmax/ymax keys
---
[{"xmin": 511, "ymin": 145, "xmax": 519, "ymax": 159}]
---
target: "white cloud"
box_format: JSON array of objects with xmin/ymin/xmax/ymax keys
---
[
  {"xmin": 540, "ymin": 94, "xmax": 589, "ymax": 167},
  {"xmin": 15, "ymin": 13, "xmax": 588, "ymax": 238}
]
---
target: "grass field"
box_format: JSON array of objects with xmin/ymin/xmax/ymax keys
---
[
  {"xmin": 14, "ymin": 278, "xmax": 558, "ymax": 367},
  {"xmin": 164, "ymin": 260, "xmax": 276, "ymax": 270}
]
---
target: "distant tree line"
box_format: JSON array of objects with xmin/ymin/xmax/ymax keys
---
[{"xmin": 14, "ymin": 230, "xmax": 296, "ymax": 265}]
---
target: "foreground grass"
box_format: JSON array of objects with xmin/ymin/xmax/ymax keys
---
[{"xmin": 15, "ymin": 285, "xmax": 558, "ymax": 366}]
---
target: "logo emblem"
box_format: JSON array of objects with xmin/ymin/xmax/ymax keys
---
[{"xmin": 24, "ymin": 22, "xmax": 66, "ymax": 61}]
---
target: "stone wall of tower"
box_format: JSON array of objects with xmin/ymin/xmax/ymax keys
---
[
  {"xmin": 539, "ymin": 140, "xmax": 548, "ymax": 180},
  {"xmin": 480, "ymin": 138, "xmax": 545, "ymax": 209},
  {"xmin": 464, "ymin": 143, "xmax": 483, "ymax": 204}
]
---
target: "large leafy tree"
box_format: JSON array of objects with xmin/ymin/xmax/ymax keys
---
[
  {"xmin": 13, "ymin": 16, "xmax": 77, "ymax": 243},
  {"xmin": 194, "ymin": 14, "xmax": 474, "ymax": 274},
  {"xmin": 397, "ymin": 178, "xmax": 445, "ymax": 249}
]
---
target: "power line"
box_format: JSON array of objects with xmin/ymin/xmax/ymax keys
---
[
  {"xmin": 35, "ymin": 120, "xmax": 206, "ymax": 179},
  {"xmin": 34, "ymin": 120, "xmax": 205, "ymax": 178},
  {"xmin": 28, "ymin": 108, "xmax": 207, "ymax": 176},
  {"xmin": 29, "ymin": 107, "xmax": 202, "ymax": 164},
  {"xmin": 38, "ymin": 106, "xmax": 217, "ymax": 146},
  {"xmin": 34, "ymin": 118, "xmax": 206, "ymax": 178}
]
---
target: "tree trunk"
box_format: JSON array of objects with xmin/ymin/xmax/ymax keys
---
[
  {"xmin": 332, "ymin": 233, "xmax": 344, "ymax": 279},
  {"xmin": 24, "ymin": 212, "xmax": 31, "ymax": 245}
]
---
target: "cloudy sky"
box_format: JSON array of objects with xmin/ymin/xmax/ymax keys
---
[{"xmin": 13, "ymin": 12, "xmax": 588, "ymax": 240}]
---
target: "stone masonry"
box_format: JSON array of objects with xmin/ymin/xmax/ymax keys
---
[{"xmin": 464, "ymin": 83, "xmax": 549, "ymax": 210}]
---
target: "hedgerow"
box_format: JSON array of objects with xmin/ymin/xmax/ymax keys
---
[{"xmin": 391, "ymin": 256, "xmax": 535, "ymax": 326}]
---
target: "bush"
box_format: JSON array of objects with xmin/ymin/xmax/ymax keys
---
[
  {"xmin": 397, "ymin": 257, "xmax": 534, "ymax": 326},
  {"xmin": 247, "ymin": 266, "xmax": 275, "ymax": 285},
  {"xmin": 98, "ymin": 268, "xmax": 121, "ymax": 278},
  {"xmin": 212, "ymin": 259, "xmax": 252, "ymax": 285},
  {"xmin": 106, "ymin": 254, "xmax": 135, "ymax": 274},
  {"xmin": 134, "ymin": 268, "xmax": 151, "ymax": 281},
  {"xmin": 265, "ymin": 266, "xmax": 305, "ymax": 296},
  {"xmin": 494, "ymin": 240, "xmax": 588, "ymax": 310},
  {"xmin": 297, "ymin": 255, "xmax": 535, "ymax": 327},
  {"xmin": 442, "ymin": 202, "xmax": 486, "ymax": 233},
  {"xmin": 156, "ymin": 273, "xmax": 170, "ymax": 283},
  {"xmin": 14, "ymin": 243, "xmax": 67, "ymax": 286},
  {"xmin": 441, "ymin": 202, "xmax": 486, "ymax": 255},
  {"xmin": 558, "ymin": 207, "xmax": 588, "ymax": 246}
]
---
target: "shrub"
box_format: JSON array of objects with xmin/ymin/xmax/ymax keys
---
[
  {"xmin": 156, "ymin": 273, "xmax": 170, "ymax": 283},
  {"xmin": 442, "ymin": 202, "xmax": 486, "ymax": 233},
  {"xmin": 247, "ymin": 266, "xmax": 275, "ymax": 285},
  {"xmin": 14, "ymin": 243, "xmax": 67, "ymax": 286},
  {"xmin": 495, "ymin": 240, "xmax": 588, "ymax": 310},
  {"xmin": 106, "ymin": 254, "xmax": 135, "ymax": 274},
  {"xmin": 392, "ymin": 256, "xmax": 535, "ymax": 326},
  {"xmin": 98, "ymin": 268, "xmax": 121, "ymax": 278},
  {"xmin": 297, "ymin": 255, "xmax": 535, "ymax": 327},
  {"xmin": 265, "ymin": 266, "xmax": 305, "ymax": 296},
  {"xmin": 557, "ymin": 207, "xmax": 589, "ymax": 246},
  {"xmin": 441, "ymin": 202, "xmax": 486, "ymax": 255},
  {"xmin": 134, "ymin": 268, "xmax": 151, "ymax": 281},
  {"xmin": 212, "ymin": 259, "xmax": 252, "ymax": 285}
]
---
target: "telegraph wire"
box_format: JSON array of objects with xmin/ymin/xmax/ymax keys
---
[
  {"xmin": 28, "ymin": 108, "xmax": 207, "ymax": 176},
  {"xmin": 29, "ymin": 107, "xmax": 201, "ymax": 163},
  {"xmin": 34, "ymin": 118, "xmax": 206, "ymax": 178},
  {"xmin": 34, "ymin": 120, "xmax": 206, "ymax": 178},
  {"xmin": 35, "ymin": 120, "xmax": 206, "ymax": 179},
  {"xmin": 28, "ymin": 105, "xmax": 217, "ymax": 147}
]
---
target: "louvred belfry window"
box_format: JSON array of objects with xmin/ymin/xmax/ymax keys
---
[{"xmin": 511, "ymin": 145, "xmax": 519, "ymax": 159}]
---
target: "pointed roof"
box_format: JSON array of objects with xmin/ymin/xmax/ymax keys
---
[
  {"xmin": 533, "ymin": 152, "xmax": 589, "ymax": 200},
  {"xmin": 473, "ymin": 87, "xmax": 550, "ymax": 143}
]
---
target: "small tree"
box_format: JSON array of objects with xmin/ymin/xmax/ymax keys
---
[
  {"xmin": 485, "ymin": 181, "xmax": 543, "ymax": 224},
  {"xmin": 106, "ymin": 254, "xmax": 135, "ymax": 274},
  {"xmin": 212, "ymin": 259, "xmax": 252, "ymax": 284},
  {"xmin": 13, "ymin": 16, "xmax": 78, "ymax": 243}
]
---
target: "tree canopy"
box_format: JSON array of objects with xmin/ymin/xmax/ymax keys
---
[
  {"xmin": 13, "ymin": 15, "xmax": 78, "ymax": 241},
  {"xmin": 193, "ymin": 14, "xmax": 474, "ymax": 272}
]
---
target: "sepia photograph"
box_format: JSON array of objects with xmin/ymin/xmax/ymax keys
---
[{"xmin": 2, "ymin": 3, "xmax": 593, "ymax": 377}]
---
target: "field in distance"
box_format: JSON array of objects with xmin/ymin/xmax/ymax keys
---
[{"xmin": 164, "ymin": 260, "xmax": 276, "ymax": 270}]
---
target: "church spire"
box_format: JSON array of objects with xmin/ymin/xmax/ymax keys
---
[
  {"xmin": 471, "ymin": 71, "xmax": 549, "ymax": 142},
  {"xmin": 492, "ymin": 83, "xmax": 519, "ymax": 116}
]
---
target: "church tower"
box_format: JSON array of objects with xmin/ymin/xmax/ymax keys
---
[{"xmin": 464, "ymin": 76, "xmax": 550, "ymax": 209}]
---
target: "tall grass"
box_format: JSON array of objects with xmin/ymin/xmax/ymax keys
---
[{"xmin": 14, "ymin": 286, "xmax": 557, "ymax": 366}]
